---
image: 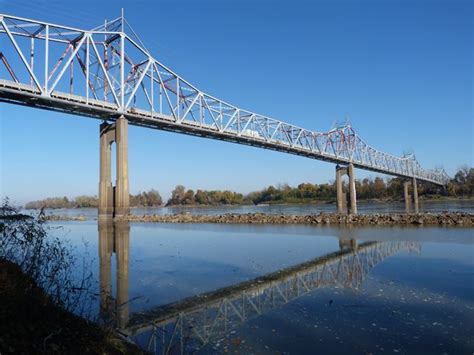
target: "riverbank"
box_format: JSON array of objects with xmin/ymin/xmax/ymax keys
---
[
  {"xmin": 43, "ymin": 212, "xmax": 474, "ymax": 226},
  {"xmin": 25, "ymin": 195, "xmax": 474, "ymax": 211},
  {"xmin": 0, "ymin": 258, "xmax": 143, "ymax": 354}
]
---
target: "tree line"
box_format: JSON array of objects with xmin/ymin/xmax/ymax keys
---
[
  {"xmin": 25, "ymin": 190, "xmax": 163, "ymax": 209},
  {"xmin": 167, "ymin": 185, "xmax": 244, "ymax": 206},
  {"xmin": 247, "ymin": 166, "xmax": 473, "ymax": 205},
  {"xmin": 25, "ymin": 167, "xmax": 473, "ymax": 209}
]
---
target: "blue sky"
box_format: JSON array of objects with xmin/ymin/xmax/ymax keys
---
[{"xmin": 0, "ymin": 0, "xmax": 472, "ymax": 204}]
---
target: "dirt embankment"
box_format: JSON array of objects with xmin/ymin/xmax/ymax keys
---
[{"xmin": 0, "ymin": 259, "xmax": 143, "ymax": 354}]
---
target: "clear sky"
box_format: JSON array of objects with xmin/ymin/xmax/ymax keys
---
[{"xmin": 0, "ymin": 0, "xmax": 472, "ymax": 204}]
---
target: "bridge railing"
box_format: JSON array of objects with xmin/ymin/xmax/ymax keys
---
[{"xmin": 0, "ymin": 13, "xmax": 449, "ymax": 185}]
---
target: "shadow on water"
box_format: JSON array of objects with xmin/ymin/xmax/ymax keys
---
[{"xmin": 97, "ymin": 220, "xmax": 425, "ymax": 354}]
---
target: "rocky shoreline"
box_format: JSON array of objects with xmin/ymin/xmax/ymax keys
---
[
  {"xmin": 40, "ymin": 214, "xmax": 87, "ymax": 221},
  {"xmin": 42, "ymin": 212, "xmax": 474, "ymax": 226}
]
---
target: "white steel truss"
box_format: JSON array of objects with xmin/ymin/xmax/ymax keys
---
[{"xmin": 0, "ymin": 14, "xmax": 449, "ymax": 185}]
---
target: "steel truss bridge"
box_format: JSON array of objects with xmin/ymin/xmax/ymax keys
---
[
  {"xmin": 123, "ymin": 241, "xmax": 420, "ymax": 354},
  {"xmin": 0, "ymin": 14, "xmax": 448, "ymax": 185}
]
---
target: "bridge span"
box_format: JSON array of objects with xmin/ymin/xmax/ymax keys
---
[{"xmin": 0, "ymin": 13, "xmax": 449, "ymax": 216}]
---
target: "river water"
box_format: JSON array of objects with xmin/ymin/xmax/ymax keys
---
[
  {"xmin": 33, "ymin": 199, "xmax": 474, "ymax": 219},
  {"xmin": 42, "ymin": 201, "xmax": 473, "ymax": 354}
]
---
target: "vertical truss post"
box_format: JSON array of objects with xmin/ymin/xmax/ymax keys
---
[
  {"xmin": 120, "ymin": 33, "xmax": 125, "ymax": 110},
  {"xmin": 159, "ymin": 76, "xmax": 163, "ymax": 114},
  {"xmin": 86, "ymin": 34, "xmax": 90, "ymax": 103},
  {"xmin": 44, "ymin": 24, "xmax": 49, "ymax": 94},
  {"xmin": 69, "ymin": 52, "xmax": 74, "ymax": 94},
  {"xmin": 150, "ymin": 64, "xmax": 154, "ymax": 114},
  {"xmin": 30, "ymin": 36, "xmax": 34, "ymax": 86},
  {"xmin": 176, "ymin": 77, "xmax": 180, "ymax": 119}
]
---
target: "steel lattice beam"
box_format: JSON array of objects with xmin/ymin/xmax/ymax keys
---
[{"xmin": 0, "ymin": 13, "xmax": 449, "ymax": 185}]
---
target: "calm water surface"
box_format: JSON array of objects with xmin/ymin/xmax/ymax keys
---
[
  {"xmin": 48, "ymin": 217, "xmax": 474, "ymax": 354},
  {"xmin": 34, "ymin": 199, "xmax": 474, "ymax": 219}
]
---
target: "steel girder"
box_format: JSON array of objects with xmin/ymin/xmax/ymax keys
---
[{"xmin": 0, "ymin": 14, "xmax": 449, "ymax": 185}]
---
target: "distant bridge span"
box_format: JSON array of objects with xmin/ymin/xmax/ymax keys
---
[{"xmin": 0, "ymin": 13, "xmax": 449, "ymax": 215}]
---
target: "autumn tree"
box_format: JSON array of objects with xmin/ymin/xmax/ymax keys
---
[{"xmin": 168, "ymin": 185, "xmax": 186, "ymax": 205}]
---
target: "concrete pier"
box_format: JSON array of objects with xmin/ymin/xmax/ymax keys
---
[
  {"xmin": 115, "ymin": 116, "xmax": 130, "ymax": 217},
  {"xmin": 98, "ymin": 123, "xmax": 115, "ymax": 218},
  {"xmin": 348, "ymin": 163, "xmax": 357, "ymax": 214},
  {"xmin": 336, "ymin": 165, "xmax": 347, "ymax": 213},
  {"xmin": 403, "ymin": 179, "xmax": 419, "ymax": 213},
  {"xmin": 412, "ymin": 177, "xmax": 419, "ymax": 213},
  {"xmin": 335, "ymin": 164, "xmax": 357, "ymax": 214},
  {"xmin": 98, "ymin": 115, "xmax": 129, "ymax": 218},
  {"xmin": 403, "ymin": 181, "xmax": 411, "ymax": 213}
]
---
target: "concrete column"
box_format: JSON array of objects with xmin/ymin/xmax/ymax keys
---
[
  {"xmin": 115, "ymin": 221, "xmax": 130, "ymax": 329},
  {"xmin": 98, "ymin": 123, "xmax": 115, "ymax": 218},
  {"xmin": 348, "ymin": 163, "xmax": 357, "ymax": 214},
  {"xmin": 403, "ymin": 181, "xmax": 411, "ymax": 213},
  {"xmin": 412, "ymin": 177, "xmax": 419, "ymax": 213},
  {"xmin": 115, "ymin": 115, "xmax": 129, "ymax": 217},
  {"xmin": 98, "ymin": 220, "xmax": 113, "ymax": 318},
  {"xmin": 336, "ymin": 165, "xmax": 347, "ymax": 213}
]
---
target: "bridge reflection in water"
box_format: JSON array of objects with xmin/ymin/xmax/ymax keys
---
[
  {"xmin": 98, "ymin": 220, "xmax": 130, "ymax": 329},
  {"xmin": 98, "ymin": 221, "xmax": 420, "ymax": 354}
]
